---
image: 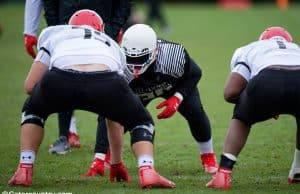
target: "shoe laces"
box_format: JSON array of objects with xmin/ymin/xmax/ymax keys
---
[
  {"xmin": 201, "ymin": 153, "xmax": 217, "ymax": 167},
  {"xmin": 52, "ymin": 136, "xmax": 67, "ymax": 146},
  {"xmin": 212, "ymin": 168, "xmax": 231, "ymax": 180},
  {"xmin": 91, "ymin": 158, "xmax": 104, "ymax": 168},
  {"xmin": 69, "ymin": 132, "xmax": 79, "ymax": 139}
]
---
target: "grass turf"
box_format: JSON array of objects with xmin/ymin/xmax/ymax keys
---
[{"xmin": 0, "ymin": 2, "xmax": 300, "ymax": 194}]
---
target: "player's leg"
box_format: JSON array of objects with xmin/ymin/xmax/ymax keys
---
[
  {"xmin": 8, "ymin": 123, "xmax": 44, "ymax": 186},
  {"xmin": 68, "ymin": 113, "xmax": 81, "ymax": 148},
  {"xmin": 206, "ymin": 119, "xmax": 250, "ymax": 189},
  {"xmin": 99, "ymin": 76, "xmax": 175, "ymax": 188},
  {"xmin": 288, "ymin": 117, "xmax": 300, "ymax": 184},
  {"xmin": 58, "ymin": 110, "xmax": 73, "ymax": 138},
  {"xmin": 83, "ymin": 115, "xmax": 110, "ymax": 177},
  {"xmin": 116, "ymin": 99, "xmax": 175, "ymax": 188},
  {"xmin": 145, "ymin": 0, "xmax": 155, "ymax": 24},
  {"xmin": 151, "ymin": 0, "xmax": 170, "ymax": 33},
  {"xmin": 95, "ymin": 115, "xmax": 110, "ymax": 168},
  {"xmin": 129, "ymin": 126, "xmax": 175, "ymax": 188},
  {"xmin": 8, "ymin": 94, "xmax": 48, "ymax": 187},
  {"xmin": 178, "ymin": 88, "xmax": 218, "ymax": 173},
  {"xmin": 207, "ymin": 71, "xmax": 281, "ymax": 189}
]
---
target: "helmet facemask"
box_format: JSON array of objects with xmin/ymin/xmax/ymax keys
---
[{"xmin": 123, "ymin": 47, "xmax": 156, "ymax": 78}]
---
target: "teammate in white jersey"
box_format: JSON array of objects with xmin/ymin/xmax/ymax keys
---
[
  {"xmin": 206, "ymin": 26, "xmax": 300, "ymax": 189},
  {"xmin": 8, "ymin": 9, "xmax": 175, "ymax": 189},
  {"xmin": 23, "ymin": 0, "xmax": 133, "ymax": 154}
]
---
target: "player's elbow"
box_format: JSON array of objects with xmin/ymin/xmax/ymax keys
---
[
  {"xmin": 24, "ymin": 81, "xmax": 34, "ymax": 95},
  {"xmin": 224, "ymin": 88, "xmax": 240, "ymax": 103},
  {"xmin": 223, "ymin": 73, "xmax": 247, "ymax": 103}
]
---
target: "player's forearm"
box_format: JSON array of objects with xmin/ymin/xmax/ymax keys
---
[{"xmin": 24, "ymin": 0, "xmax": 43, "ymax": 36}]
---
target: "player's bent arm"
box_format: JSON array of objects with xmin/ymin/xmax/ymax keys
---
[
  {"xmin": 175, "ymin": 57, "xmax": 201, "ymax": 99},
  {"xmin": 224, "ymin": 72, "xmax": 247, "ymax": 104},
  {"xmin": 24, "ymin": 61, "xmax": 48, "ymax": 95}
]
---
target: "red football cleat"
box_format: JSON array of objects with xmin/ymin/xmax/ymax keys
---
[
  {"xmin": 8, "ymin": 163, "xmax": 33, "ymax": 187},
  {"xmin": 200, "ymin": 153, "xmax": 218, "ymax": 174},
  {"xmin": 83, "ymin": 158, "xmax": 105, "ymax": 177},
  {"xmin": 139, "ymin": 165, "xmax": 176, "ymax": 189},
  {"xmin": 68, "ymin": 132, "xmax": 81, "ymax": 148},
  {"xmin": 110, "ymin": 162, "xmax": 132, "ymax": 182},
  {"xmin": 206, "ymin": 168, "xmax": 231, "ymax": 189},
  {"xmin": 288, "ymin": 167, "xmax": 300, "ymax": 184}
]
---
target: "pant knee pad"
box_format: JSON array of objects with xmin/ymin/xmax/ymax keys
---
[
  {"xmin": 21, "ymin": 111, "xmax": 45, "ymax": 128},
  {"xmin": 130, "ymin": 124, "xmax": 155, "ymax": 145}
]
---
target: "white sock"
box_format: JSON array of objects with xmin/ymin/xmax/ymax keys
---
[
  {"xmin": 138, "ymin": 155, "xmax": 154, "ymax": 167},
  {"xmin": 198, "ymin": 138, "xmax": 214, "ymax": 154},
  {"xmin": 69, "ymin": 115, "xmax": 77, "ymax": 134},
  {"xmin": 223, "ymin": 152, "xmax": 237, "ymax": 161},
  {"xmin": 95, "ymin": 153, "xmax": 106, "ymax": 160},
  {"xmin": 291, "ymin": 149, "xmax": 300, "ymax": 168},
  {"xmin": 20, "ymin": 150, "xmax": 35, "ymax": 164}
]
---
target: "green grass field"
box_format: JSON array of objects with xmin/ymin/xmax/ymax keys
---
[{"xmin": 1, "ymin": 2, "xmax": 300, "ymax": 194}]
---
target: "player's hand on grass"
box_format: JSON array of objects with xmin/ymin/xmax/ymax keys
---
[{"xmin": 110, "ymin": 162, "xmax": 132, "ymax": 182}]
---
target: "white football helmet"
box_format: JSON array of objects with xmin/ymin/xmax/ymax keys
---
[{"xmin": 121, "ymin": 24, "xmax": 157, "ymax": 76}]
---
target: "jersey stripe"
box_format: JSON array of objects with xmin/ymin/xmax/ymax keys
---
[
  {"xmin": 156, "ymin": 39, "xmax": 186, "ymax": 78},
  {"xmin": 40, "ymin": 47, "xmax": 51, "ymax": 56},
  {"xmin": 235, "ymin": 62, "xmax": 251, "ymax": 73}
]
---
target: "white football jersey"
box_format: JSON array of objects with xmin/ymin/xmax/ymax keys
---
[
  {"xmin": 230, "ymin": 37, "xmax": 300, "ymax": 81},
  {"xmin": 35, "ymin": 25, "xmax": 126, "ymax": 75}
]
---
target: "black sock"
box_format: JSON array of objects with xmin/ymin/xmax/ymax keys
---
[{"xmin": 220, "ymin": 154, "xmax": 236, "ymax": 170}]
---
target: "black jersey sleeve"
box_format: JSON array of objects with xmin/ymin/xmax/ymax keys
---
[{"xmin": 175, "ymin": 50, "xmax": 202, "ymax": 99}]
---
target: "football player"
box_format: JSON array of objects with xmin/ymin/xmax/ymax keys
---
[
  {"xmin": 8, "ymin": 10, "xmax": 175, "ymax": 189},
  {"xmin": 206, "ymin": 26, "xmax": 300, "ymax": 189},
  {"xmin": 84, "ymin": 24, "xmax": 218, "ymax": 177},
  {"xmin": 23, "ymin": 0, "xmax": 132, "ymax": 154}
]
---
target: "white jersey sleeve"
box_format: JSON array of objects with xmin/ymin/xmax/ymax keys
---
[
  {"xmin": 24, "ymin": 0, "xmax": 43, "ymax": 36},
  {"xmin": 34, "ymin": 26, "xmax": 55, "ymax": 67},
  {"xmin": 230, "ymin": 37, "xmax": 300, "ymax": 81},
  {"xmin": 230, "ymin": 47, "xmax": 251, "ymax": 81}
]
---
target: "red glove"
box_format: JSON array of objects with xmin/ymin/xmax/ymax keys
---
[
  {"xmin": 24, "ymin": 34, "xmax": 37, "ymax": 58},
  {"xmin": 110, "ymin": 162, "xmax": 132, "ymax": 182},
  {"xmin": 156, "ymin": 94, "xmax": 182, "ymax": 119}
]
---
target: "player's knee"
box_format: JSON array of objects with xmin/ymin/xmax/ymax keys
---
[
  {"xmin": 130, "ymin": 124, "xmax": 155, "ymax": 145},
  {"xmin": 21, "ymin": 111, "xmax": 45, "ymax": 128}
]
